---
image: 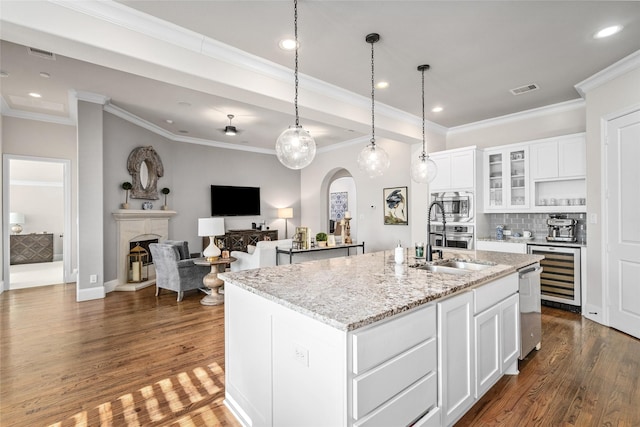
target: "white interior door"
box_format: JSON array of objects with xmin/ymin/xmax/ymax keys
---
[{"xmin": 607, "ymin": 109, "xmax": 640, "ymax": 339}]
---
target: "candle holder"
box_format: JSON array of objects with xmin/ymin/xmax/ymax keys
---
[{"xmin": 344, "ymin": 217, "xmax": 353, "ymax": 244}]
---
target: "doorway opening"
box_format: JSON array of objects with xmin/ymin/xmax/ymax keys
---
[
  {"xmin": 327, "ymin": 170, "xmax": 357, "ymax": 243},
  {"xmin": 3, "ymin": 155, "xmax": 72, "ymax": 290}
]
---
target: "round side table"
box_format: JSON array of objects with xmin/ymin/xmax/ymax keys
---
[{"xmin": 193, "ymin": 256, "xmax": 236, "ymax": 306}]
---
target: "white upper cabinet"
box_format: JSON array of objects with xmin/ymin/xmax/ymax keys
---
[
  {"xmin": 530, "ymin": 134, "xmax": 586, "ymax": 180},
  {"xmin": 483, "ymin": 145, "xmax": 529, "ymax": 212},
  {"xmin": 430, "ymin": 148, "xmax": 476, "ymax": 192}
]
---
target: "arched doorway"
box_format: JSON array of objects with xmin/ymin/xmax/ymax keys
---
[{"xmin": 326, "ymin": 169, "xmax": 356, "ymax": 243}]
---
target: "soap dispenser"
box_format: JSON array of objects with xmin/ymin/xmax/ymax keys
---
[{"xmin": 395, "ymin": 240, "xmax": 405, "ymax": 264}]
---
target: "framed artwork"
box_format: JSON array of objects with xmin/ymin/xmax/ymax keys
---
[
  {"xmin": 383, "ymin": 186, "xmax": 408, "ymax": 225},
  {"xmin": 330, "ymin": 191, "xmax": 348, "ymax": 220}
]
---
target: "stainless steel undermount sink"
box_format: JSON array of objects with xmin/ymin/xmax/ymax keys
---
[{"xmin": 414, "ymin": 260, "xmax": 496, "ymax": 275}]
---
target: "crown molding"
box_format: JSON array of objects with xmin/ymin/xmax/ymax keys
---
[
  {"xmin": 575, "ymin": 49, "xmax": 640, "ymax": 97},
  {"xmin": 448, "ymin": 98, "xmax": 585, "ymax": 135},
  {"xmin": 103, "ymin": 103, "xmax": 276, "ymax": 155},
  {"xmin": 1, "ymin": 96, "xmax": 75, "ymax": 126},
  {"xmin": 50, "ymin": 0, "xmax": 433, "ymax": 137},
  {"xmin": 74, "ymin": 90, "xmax": 110, "ymax": 105}
]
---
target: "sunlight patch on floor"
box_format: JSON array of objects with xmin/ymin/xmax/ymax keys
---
[{"xmin": 46, "ymin": 362, "xmax": 227, "ymax": 427}]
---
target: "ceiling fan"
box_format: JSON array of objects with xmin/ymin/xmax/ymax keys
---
[{"xmin": 221, "ymin": 114, "xmax": 241, "ymax": 136}]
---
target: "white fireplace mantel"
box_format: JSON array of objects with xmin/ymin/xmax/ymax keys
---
[{"xmin": 112, "ymin": 209, "xmax": 177, "ymax": 291}]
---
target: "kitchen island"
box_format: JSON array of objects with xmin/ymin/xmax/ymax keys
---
[{"xmin": 220, "ymin": 249, "xmax": 542, "ymax": 427}]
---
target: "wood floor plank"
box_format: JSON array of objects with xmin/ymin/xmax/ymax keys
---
[{"xmin": 2, "ymin": 283, "xmax": 640, "ymax": 426}]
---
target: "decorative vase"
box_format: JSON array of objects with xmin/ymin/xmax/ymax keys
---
[
  {"xmin": 142, "ymin": 201, "xmax": 153, "ymax": 210},
  {"xmin": 121, "ymin": 203, "xmax": 129, "ymax": 209},
  {"xmin": 318, "ymin": 241, "xmax": 327, "ymax": 247},
  {"xmin": 162, "ymin": 205, "xmax": 168, "ymax": 210}
]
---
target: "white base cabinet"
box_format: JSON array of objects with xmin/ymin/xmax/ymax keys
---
[
  {"xmin": 225, "ymin": 272, "xmax": 520, "ymax": 427},
  {"xmin": 438, "ymin": 291, "xmax": 475, "ymax": 427}
]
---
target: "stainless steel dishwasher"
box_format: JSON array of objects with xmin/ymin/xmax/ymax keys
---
[{"xmin": 519, "ymin": 263, "xmax": 542, "ymax": 360}]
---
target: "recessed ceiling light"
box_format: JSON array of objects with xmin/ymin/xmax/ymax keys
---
[
  {"xmin": 0, "ymin": 71, "xmax": 8, "ymax": 77},
  {"xmin": 165, "ymin": 119, "xmax": 174, "ymax": 124},
  {"xmin": 376, "ymin": 81, "xmax": 389, "ymax": 89},
  {"xmin": 431, "ymin": 106, "xmax": 443, "ymax": 113},
  {"xmin": 178, "ymin": 101, "xmax": 191, "ymax": 107},
  {"xmin": 29, "ymin": 92, "xmax": 42, "ymax": 98},
  {"xmin": 279, "ymin": 38, "xmax": 298, "ymax": 50},
  {"xmin": 178, "ymin": 130, "xmax": 189, "ymax": 134},
  {"xmin": 39, "ymin": 72, "xmax": 51, "ymax": 78},
  {"xmin": 594, "ymin": 25, "xmax": 623, "ymax": 39}
]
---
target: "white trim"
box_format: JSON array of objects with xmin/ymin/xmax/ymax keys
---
[
  {"xmin": 448, "ymin": 99, "xmax": 585, "ymax": 135},
  {"xmin": 76, "ymin": 285, "xmax": 106, "ymax": 302},
  {"xmin": 1, "ymin": 96, "xmax": 75, "ymax": 126},
  {"xmin": 49, "ymin": 0, "xmax": 437, "ymax": 139},
  {"xmin": 317, "ymin": 136, "xmax": 370, "ymax": 154},
  {"xmin": 103, "ymin": 103, "xmax": 277, "ymax": 155},
  {"xmin": 104, "ymin": 279, "xmax": 119, "ymax": 293},
  {"xmin": 74, "ymin": 90, "xmax": 110, "ymax": 105},
  {"xmin": 10, "ymin": 180, "xmax": 63, "ymax": 187},
  {"xmin": 575, "ymin": 49, "xmax": 640, "ymax": 97}
]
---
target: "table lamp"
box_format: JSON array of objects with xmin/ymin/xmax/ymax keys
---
[
  {"xmin": 198, "ymin": 218, "xmax": 225, "ymax": 261},
  {"xmin": 278, "ymin": 207, "xmax": 293, "ymax": 238},
  {"xmin": 10, "ymin": 212, "xmax": 25, "ymax": 234}
]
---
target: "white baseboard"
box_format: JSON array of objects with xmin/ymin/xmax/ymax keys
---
[
  {"xmin": 76, "ymin": 285, "xmax": 105, "ymax": 301},
  {"xmin": 104, "ymin": 279, "xmax": 119, "ymax": 293},
  {"xmin": 583, "ymin": 304, "xmax": 606, "ymax": 325}
]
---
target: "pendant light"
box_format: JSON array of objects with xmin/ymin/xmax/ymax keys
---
[
  {"xmin": 275, "ymin": 0, "xmax": 316, "ymax": 170},
  {"xmin": 410, "ymin": 64, "xmax": 438, "ymax": 184},
  {"xmin": 357, "ymin": 33, "xmax": 390, "ymax": 178}
]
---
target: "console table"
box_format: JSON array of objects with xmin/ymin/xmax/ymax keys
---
[
  {"xmin": 276, "ymin": 241, "xmax": 365, "ymax": 265},
  {"xmin": 203, "ymin": 229, "xmax": 278, "ymax": 253},
  {"xmin": 10, "ymin": 233, "xmax": 54, "ymax": 265}
]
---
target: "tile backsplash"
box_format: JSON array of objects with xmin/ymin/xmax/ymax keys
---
[{"xmin": 486, "ymin": 212, "xmax": 587, "ymax": 242}]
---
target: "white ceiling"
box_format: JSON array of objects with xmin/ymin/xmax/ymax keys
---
[{"xmin": 1, "ymin": 1, "xmax": 639, "ymax": 152}]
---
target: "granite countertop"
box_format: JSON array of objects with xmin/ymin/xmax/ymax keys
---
[
  {"xmin": 220, "ymin": 249, "xmax": 543, "ymax": 332},
  {"xmin": 477, "ymin": 236, "xmax": 586, "ymax": 248}
]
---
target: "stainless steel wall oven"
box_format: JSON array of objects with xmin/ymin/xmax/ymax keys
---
[{"xmin": 429, "ymin": 225, "xmax": 474, "ymax": 250}]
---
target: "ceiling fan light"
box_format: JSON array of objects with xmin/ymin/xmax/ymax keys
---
[
  {"xmin": 276, "ymin": 125, "xmax": 316, "ymax": 169},
  {"xmin": 225, "ymin": 125, "xmax": 237, "ymax": 136},
  {"xmin": 357, "ymin": 143, "xmax": 390, "ymax": 178}
]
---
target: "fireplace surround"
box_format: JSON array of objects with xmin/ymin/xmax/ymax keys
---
[{"xmin": 112, "ymin": 209, "xmax": 176, "ymax": 291}]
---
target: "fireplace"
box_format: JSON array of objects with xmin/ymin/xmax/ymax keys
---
[{"xmin": 112, "ymin": 209, "xmax": 176, "ymax": 291}]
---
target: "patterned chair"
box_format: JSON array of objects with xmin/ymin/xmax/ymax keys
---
[{"xmin": 149, "ymin": 240, "xmax": 209, "ymax": 301}]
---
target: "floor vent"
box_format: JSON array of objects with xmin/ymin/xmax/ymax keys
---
[
  {"xmin": 510, "ymin": 83, "xmax": 539, "ymax": 95},
  {"xmin": 28, "ymin": 47, "xmax": 56, "ymax": 60}
]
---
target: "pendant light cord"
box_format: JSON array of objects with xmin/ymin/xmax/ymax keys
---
[
  {"xmin": 294, "ymin": 0, "xmax": 300, "ymax": 127},
  {"xmin": 421, "ymin": 66, "xmax": 426, "ymax": 158},
  {"xmin": 370, "ymin": 38, "xmax": 376, "ymax": 146}
]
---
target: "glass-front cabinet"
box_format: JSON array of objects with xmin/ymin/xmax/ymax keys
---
[{"xmin": 484, "ymin": 146, "xmax": 529, "ymax": 211}]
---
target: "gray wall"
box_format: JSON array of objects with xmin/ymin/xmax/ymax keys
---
[{"xmin": 102, "ymin": 112, "xmax": 301, "ymax": 282}]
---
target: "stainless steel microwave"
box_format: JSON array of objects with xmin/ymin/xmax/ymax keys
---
[{"xmin": 430, "ymin": 192, "xmax": 474, "ymax": 223}]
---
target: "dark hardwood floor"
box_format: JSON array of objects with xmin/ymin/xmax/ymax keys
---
[{"xmin": 1, "ymin": 283, "xmax": 639, "ymax": 426}]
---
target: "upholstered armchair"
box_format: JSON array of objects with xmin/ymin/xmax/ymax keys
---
[
  {"xmin": 230, "ymin": 239, "xmax": 293, "ymax": 272},
  {"xmin": 150, "ymin": 240, "xmax": 209, "ymax": 301}
]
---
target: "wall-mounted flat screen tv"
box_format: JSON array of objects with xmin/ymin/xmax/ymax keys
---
[{"xmin": 211, "ymin": 185, "xmax": 261, "ymax": 216}]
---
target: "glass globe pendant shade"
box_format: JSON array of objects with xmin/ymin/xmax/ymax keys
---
[
  {"xmin": 276, "ymin": 125, "xmax": 317, "ymax": 170},
  {"xmin": 410, "ymin": 153, "xmax": 438, "ymax": 183},
  {"xmin": 357, "ymin": 142, "xmax": 390, "ymax": 178}
]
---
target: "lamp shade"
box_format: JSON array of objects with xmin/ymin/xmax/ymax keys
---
[
  {"xmin": 278, "ymin": 208, "xmax": 294, "ymax": 219},
  {"xmin": 198, "ymin": 218, "xmax": 225, "ymax": 237},
  {"xmin": 10, "ymin": 212, "xmax": 25, "ymax": 225}
]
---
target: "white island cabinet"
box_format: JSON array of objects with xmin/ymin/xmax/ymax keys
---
[{"xmin": 221, "ymin": 250, "xmax": 539, "ymax": 427}]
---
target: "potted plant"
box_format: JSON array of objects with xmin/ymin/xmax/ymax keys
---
[
  {"xmin": 316, "ymin": 232, "xmax": 328, "ymax": 247},
  {"xmin": 121, "ymin": 181, "xmax": 132, "ymax": 209},
  {"xmin": 161, "ymin": 187, "xmax": 170, "ymax": 210}
]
